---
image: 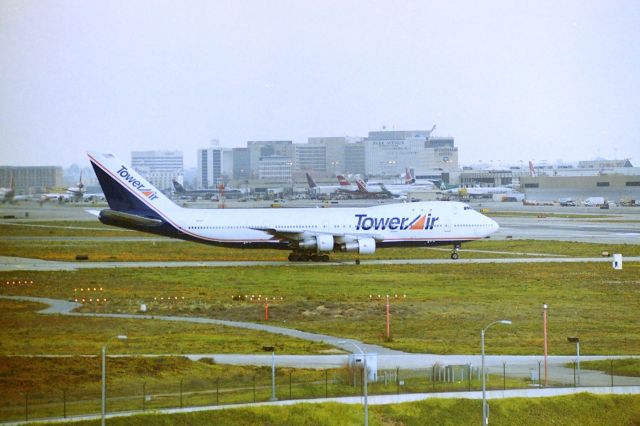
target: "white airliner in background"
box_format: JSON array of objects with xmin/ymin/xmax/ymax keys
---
[
  {"xmin": 306, "ymin": 173, "xmax": 357, "ymax": 195},
  {"xmin": 88, "ymin": 152, "xmax": 499, "ymax": 261}
]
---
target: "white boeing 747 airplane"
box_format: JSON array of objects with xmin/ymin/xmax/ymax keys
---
[{"xmin": 88, "ymin": 152, "xmax": 499, "ymax": 261}]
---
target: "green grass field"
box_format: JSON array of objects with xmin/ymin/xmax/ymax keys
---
[
  {"xmin": 2, "ymin": 260, "xmax": 639, "ymax": 355},
  {"xmin": 0, "ymin": 300, "xmax": 333, "ymax": 355},
  {"xmin": 577, "ymin": 359, "xmax": 640, "ymax": 378}
]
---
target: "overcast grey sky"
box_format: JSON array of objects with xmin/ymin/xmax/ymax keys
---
[{"xmin": 1, "ymin": 0, "xmax": 639, "ymax": 168}]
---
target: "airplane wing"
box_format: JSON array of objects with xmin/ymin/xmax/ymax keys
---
[
  {"xmin": 252, "ymin": 226, "xmax": 381, "ymax": 243},
  {"xmin": 250, "ymin": 226, "xmax": 312, "ymax": 242}
]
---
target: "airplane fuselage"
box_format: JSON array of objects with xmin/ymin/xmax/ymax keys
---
[{"xmin": 104, "ymin": 200, "xmax": 496, "ymax": 250}]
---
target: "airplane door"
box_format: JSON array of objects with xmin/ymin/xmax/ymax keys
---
[{"xmin": 443, "ymin": 205, "xmax": 454, "ymax": 232}]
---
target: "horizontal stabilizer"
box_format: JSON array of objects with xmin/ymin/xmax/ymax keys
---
[
  {"xmin": 99, "ymin": 209, "xmax": 164, "ymax": 228},
  {"xmin": 85, "ymin": 209, "xmax": 101, "ymax": 217}
]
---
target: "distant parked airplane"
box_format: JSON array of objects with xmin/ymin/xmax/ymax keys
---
[
  {"xmin": 172, "ymin": 179, "xmax": 242, "ymax": 200},
  {"xmin": 0, "ymin": 175, "xmax": 16, "ymax": 204},
  {"xmin": 305, "ymin": 173, "xmax": 357, "ymax": 195},
  {"xmin": 39, "ymin": 172, "xmax": 102, "ymax": 204}
]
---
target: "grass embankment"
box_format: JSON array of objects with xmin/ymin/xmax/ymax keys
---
[
  {"xmin": 0, "ymin": 356, "xmax": 354, "ymax": 420},
  {"xmin": 0, "ymin": 355, "xmax": 528, "ymax": 422},
  {"xmin": 40, "ymin": 394, "xmax": 640, "ymax": 426},
  {"xmin": 577, "ymin": 359, "xmax": 640, "ymax": 377},
  {"xmin": 0, "ymin": 300, "xmax": 332, "ymax": 355},
  {"xmin": 2, "ymin": 261, "xmax": 639, "ymax": 355}
]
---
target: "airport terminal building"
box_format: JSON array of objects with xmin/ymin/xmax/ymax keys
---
[
  {"xmin": 131, "ymin": 150, "xmax": 184, "ymax": 192},
  {"xmin": 0, "ymin": 166, "xmax": 63, "ymax": 193}
]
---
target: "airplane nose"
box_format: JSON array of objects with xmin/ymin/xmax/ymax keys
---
[{"xmin": 489, "ymin": 217, "xmax": 500, "ymax": 233}]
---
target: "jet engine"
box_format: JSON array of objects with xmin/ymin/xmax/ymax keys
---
[
  {"xmin": 340, "ymin": 237, "xmax": 376, "ymax": 254},
  {"xmin": 298, "ymin": 234, "xmax": 334, "ymax": 252}
]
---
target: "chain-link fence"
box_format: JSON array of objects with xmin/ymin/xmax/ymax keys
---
[{"xmin": 1, "ymin": 357, "xmax": 639, "ymax": 423}]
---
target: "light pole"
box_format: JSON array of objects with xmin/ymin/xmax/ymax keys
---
[
  {"xmin": 543, "ymin": 303, "xmax": 548, "ymax": 386},
  {"xmin": 567, "ymin": 336, "xmax": 580, "ymax": 386},
  {"xmin": 481, "ymin": 320, "xmax": 511, "ymax": 426},
  {"xmin": 262, "ymin": 345, "xmax": 277, "ymax": 401},
  {"xmin": 101, "ymin": 345, "xmax": 106, "ymax": 426},
  {"xmin": 340, "ymin": 341, "xmax": 368, "ymax": 426}
]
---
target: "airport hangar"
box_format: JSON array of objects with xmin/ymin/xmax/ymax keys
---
[{"xmin": 519, "ymin": 174, "xmax": 640, "ymax": 202}]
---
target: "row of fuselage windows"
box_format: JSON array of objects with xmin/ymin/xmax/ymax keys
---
[{"xmin": 186, "ymin": 223, "xmax": 490, "ymax": 230}]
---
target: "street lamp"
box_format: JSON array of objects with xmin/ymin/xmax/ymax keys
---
[
  {"xmin": 340, "ymin": 341, "xmax": 368, "ymax": 426},
  {"xmin": 543, "ymin": 303, "xmax": 548, "ymax": 386},
  {"xmin": 481, "ymin": 320, "xmax": 511, "ymax": 426},
  {"xmin": 262, "ymin": 346, "xmax": 278, "ymax": 401},
  {"xmin": 567, "ymin": 336, "xmax": 580, "ymax": 386}
]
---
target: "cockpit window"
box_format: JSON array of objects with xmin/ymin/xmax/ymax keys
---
[{"xmin": 463, "ymin": 206, "xmax": 471, "ymax": 210}]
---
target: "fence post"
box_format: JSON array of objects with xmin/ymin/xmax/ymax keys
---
[
  {"xmin": 142, "ymin": 382, "xmax": 146, "ymax": 411},
  {"xmin": 180, "ymin": 379, "xmax": 183, "ymax": 408},
  {"xmin": 63, "ymin": 389, "xmax": 67, "ymax": 418},
  {"xmin": 432, "ymin": 365, "xmax": 435, "ymax": 391},
  {"xmin": 396, "ymin": 367, "xmax": 400, "ymax": 395},
  {"xmin": 216, "ymin": 378, "xmax": 219, "ymax": 405},
  {"xmin": 610, "ymin": 360, "xmax": 614, "ymax": 387},
  {"xmin": 573, "ymin": 362, "xmax": 576, "ymax": 387},
  {"xmin": 468, "ymin": 364, "xmax": 471, "ymax": 391},
  {"xmin": 25, "ymin": 392, "xmax": 28, "ymax": 421},
  {"xmin": 503, "ymin": 362, "xmax": 506, "ymax": 390},
  {"xmin": 289, "ymin": 371, "xmax": 292, "ymax": 399},
  {"xmin": 325, "ymin": 369, "xmax": 328, "ymax": 398},
  {"xmin": 538, "ymin": 361, "xmax": 542, "ymax": 387},
  {"xmin": 253, "ymin": 376, "xmax": 256, "ymax": 402}
]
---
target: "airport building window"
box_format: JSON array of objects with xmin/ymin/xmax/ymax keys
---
[
  {"xmin": 524, "ymin": 183, "xmax": 539, "ymax": 188},
  {"xmin": 626, "ymin": 181, "xmax": 640, "ymax": 186},
  {"xmin": 596, "ymin": 182, "xmax": 610, "ymax": 187}
]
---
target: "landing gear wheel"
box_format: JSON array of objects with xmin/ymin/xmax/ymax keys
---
[
  {"xmin": 321, "ymin": 254, "xmax": 330, "ymax": 262},
  {"xmin": 451, "ymin": 252, "xmax": 459, "ymax": 260}
]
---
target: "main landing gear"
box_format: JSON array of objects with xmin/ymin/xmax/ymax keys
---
[
  {"xmin": 451, "ymin": 244, "xmax": 461, "ymax": 260},
  {"xmin": 288, "ymin": 251, "xmax": 330, "ymax": 262}
]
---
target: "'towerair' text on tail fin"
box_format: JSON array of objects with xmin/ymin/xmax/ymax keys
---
[{"xmin": 87, "ymin": 152, "xmax": 181, "ymax": 219}]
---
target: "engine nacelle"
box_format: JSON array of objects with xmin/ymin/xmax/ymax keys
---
[
  {"xmin": 316, "ymin": 234, "xmax": 334, "ymax": 252},
  {"xmin": 298, "ymin": 234, "xmax": 334, "ymax": 252},
  {"xmin": 340, "ymin": 237, "xmax": 376, "ymax": 254}
]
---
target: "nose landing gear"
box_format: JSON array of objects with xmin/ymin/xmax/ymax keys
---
[{"xmin": 451, "ymin": 244, "xmax": 461, "ymax": 260}]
